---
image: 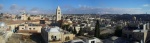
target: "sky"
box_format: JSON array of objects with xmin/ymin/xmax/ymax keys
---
[{"xmin": 0, "ymin": 0, "xmax": 150, "ymax": 14}]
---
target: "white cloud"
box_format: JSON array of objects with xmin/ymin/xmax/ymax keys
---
[
  {"xmin": 143, "ymin": 4, "xmax": 149, "ymax": 7},
  {"xmin": 10, "ymin": 4, "xmax": 17, "ymax": 10},
  {"xmin": 1, "ymin": 4, "xmax": 148, "ymax": 14},
  {"xmin": 63, "ymin": 5, "xmax": 145, "ymax": 14},
  {"xmin": 28, "ymin": 7, "xmax": 53, "ymax": 14}
]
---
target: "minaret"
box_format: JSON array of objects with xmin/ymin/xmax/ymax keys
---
[{"xmin": 56, "ymin": 6, "xmax": 61, "ymax": 21}]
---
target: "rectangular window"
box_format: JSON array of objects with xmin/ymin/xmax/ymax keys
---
[
  {"xmin": 91, "ymin": 41, "xmax": 95, "ymax": 43},
  {"xmin": 33, "ymin": 28, "xmax": 35, "ymax": 29},
  {"xmin": 29, "ymin": 28, "xmax": 31, "ymax": 30}
]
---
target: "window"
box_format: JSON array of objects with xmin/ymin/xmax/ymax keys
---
[
  {"xmin": 29, "ymin": 28, "xmax": 31, "ymax": 30},
  {"xmin": 54, "ymin": 36, "xmax": 56, "ymax": 39},
  {"xmin": 41, "ymin": 17, "xmax": 43, "ymax": 19},
  {"xmin": 58, "ymin": 12, "xmax": 60, "ymax": 14},
  {"xmin": 91, "ymin": 41, "xmax": 95, "ymax": 43},
  {"xmin": 51, "ymin": 35, "xmax": 54, "ymax": 39},
  {"xmin": 33, "ymin": 28, "xmax": 35, "ymax": 30},
  {"xmin": 51, "ymin": 35, "xmax": 57, "ymax": 41},
  {"xmin": 65, "ymin": 36, "xmax": 70, "ymax": 41}
]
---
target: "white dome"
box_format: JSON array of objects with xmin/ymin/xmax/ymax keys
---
[
  {"xmin": 68, "ymin": 21, "xmax": 72, "ymax": 23},
  {"xmin": 48, "ymin": 27, "xmax": 61, "ymax": 33}
]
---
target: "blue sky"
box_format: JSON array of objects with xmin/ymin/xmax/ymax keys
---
[{"xmin": 0, "ymin": 0, "xmax": 150, "ymax": 14}]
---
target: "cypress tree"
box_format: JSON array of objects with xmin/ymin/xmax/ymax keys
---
[
  {"xmin": 66, "ymin": 25, "xmax": 69, "ymax": 31},
  {"xmin": 77, "ymin": 27, "xmax": 83, "ymax": 36},
  {"xmin": 28, "ymin": 17, "xmax": 31, "ymax": 20},
  {"xmin": 94, "ymin": 20, "xmax": 100, "ymax": 38},
  {"xmin": 73, "ymin": 27, "xmax": 77, "ymax": 34},
  {"xmin": 115, "ymin": 26, "xmax": 122, "ymax": 37}
]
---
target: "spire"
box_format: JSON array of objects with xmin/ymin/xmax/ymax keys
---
[{"xmin": 57, "ymin": 6, "xmax": 60, "ymax": 9}]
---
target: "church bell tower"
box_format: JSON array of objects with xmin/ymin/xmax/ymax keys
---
[{"xmin": 56, "ymin": 6, "xmax": 61, "ymax": 21}]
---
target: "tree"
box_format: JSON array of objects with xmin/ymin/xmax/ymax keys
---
[
  {"xmin": 65, "ymin": 25, "xmax": 70, "ymax": 31},
  {"xmin": 73, "ymin": 27, "xmax": 77, "ymax": 35},
  {"xmin": 94, "ymin": 20, "xmax": 100, "ymax": 38},
  {"xmin": 114, "ymin": 26, "xmax": 122, "ymax": 37},
  {"xmin": 0, "ymin": 13, "xmax": 3, "ymax": 17},
  {"xmin": 62, "ymin": 25, "xmax": 65, "ymax": 30},
  {"xmin": 28, "ymin": 17, "xmax": 31, "ymax": 20},
  {"xmin": 58, "ymin": 20, "xmax": 63, "ymax": 28},
  {"xmin": 62, "ymin": 25, "xmax": 70, "ymax": 31},
  {"xmin": 77, "ymin": 27, "xmax": 83, "ymax": 36}
]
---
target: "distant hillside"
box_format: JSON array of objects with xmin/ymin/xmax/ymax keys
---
[{"xmin": 110, "ymin": 14, "xmax": 150, "ymax": 21}]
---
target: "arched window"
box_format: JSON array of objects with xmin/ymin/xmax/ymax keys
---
[
  {"xmin": 65, "ymin": 36, "xmax": 70, "ymax": 41},
  {"xmin": 51, "ymin": 35, "xmax": 54, "ymax": 39},
  {"xmin": 51, "ymin": 35, "xmax": 57, "ymax": 41},
  {"xmin": 58, "ymin": 12, "xmax": 60, "ymax": 14}
]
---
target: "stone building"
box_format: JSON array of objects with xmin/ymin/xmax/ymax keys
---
[
  {"xmin": 18, "ymin": 23, "xmax": 42, "ymax": 33},
  {"xmin": 41, "ymin": 26, "xmax": 75, "ymax": 43},
  {"xmin": 122, "ymin": 23, "xmax": 150, "ymax": 43},
  {"xmin": 21, "ymin": 12, "xmax": 28, "ymax": 20}
]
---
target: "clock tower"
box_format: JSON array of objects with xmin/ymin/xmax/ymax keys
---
[{"xmin": 56, "ymin": 6, "xmax": 61, "ymax": 21}]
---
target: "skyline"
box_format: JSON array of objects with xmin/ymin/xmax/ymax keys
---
[{"xmin": 0, "ymin": 0, "xmax": 150, "ymax": 14}]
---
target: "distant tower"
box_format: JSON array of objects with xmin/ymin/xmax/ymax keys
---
[
  {"xmin": 21, "ymin": 11, "xmax": 28, "ymax": 20},
  {"xmin": 133, "ymin": 16, "xmax": 136, "ymax": 21},
  {"xmin": 56, "ymin": 6, "xmax": 61, "ymax": 21}
]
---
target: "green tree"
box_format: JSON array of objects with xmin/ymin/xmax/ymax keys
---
[
  {"xmin": 77, "ymin": 27, "xmax": 83, "ymax": 36},
  {"xmin": 28, "ymin": 17, "xmax": 31, "ymax": 20},
  {"xmin": 62, "ymin": 25, "xmax": 65, "ymax": 30},
  {"xmin": 94, "ymin": 20, "xmax": 100, "ymax": 38},
  {"xmin": 65, "ymin": 25, "xmax": 70, "ymax": 31},
  {"xmin": 0, "ymin": 13, "xmax": 3, "ymax": 17},
  {"xmin": 73, "ymin": 27, "xmax": 77, "ymax": 35},
  {"xmin": 114, "ymin": 26, "xmax": 122, "ymax": 37},
  {"xmin": 62, "ymin": 25, "xmax": 70, "ymax": 31}
]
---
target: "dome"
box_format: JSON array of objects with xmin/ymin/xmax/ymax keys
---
[
  {"xmin": 46, "ymin": 27, "xmax": 61, "ymax": 33},
  {"xmin": 68, "ymin": 21, "xmax": 72, "ymax": 24},
  {"xmin": 0, "ymin": 22, "xmax": 5, "ymax": 27}
]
